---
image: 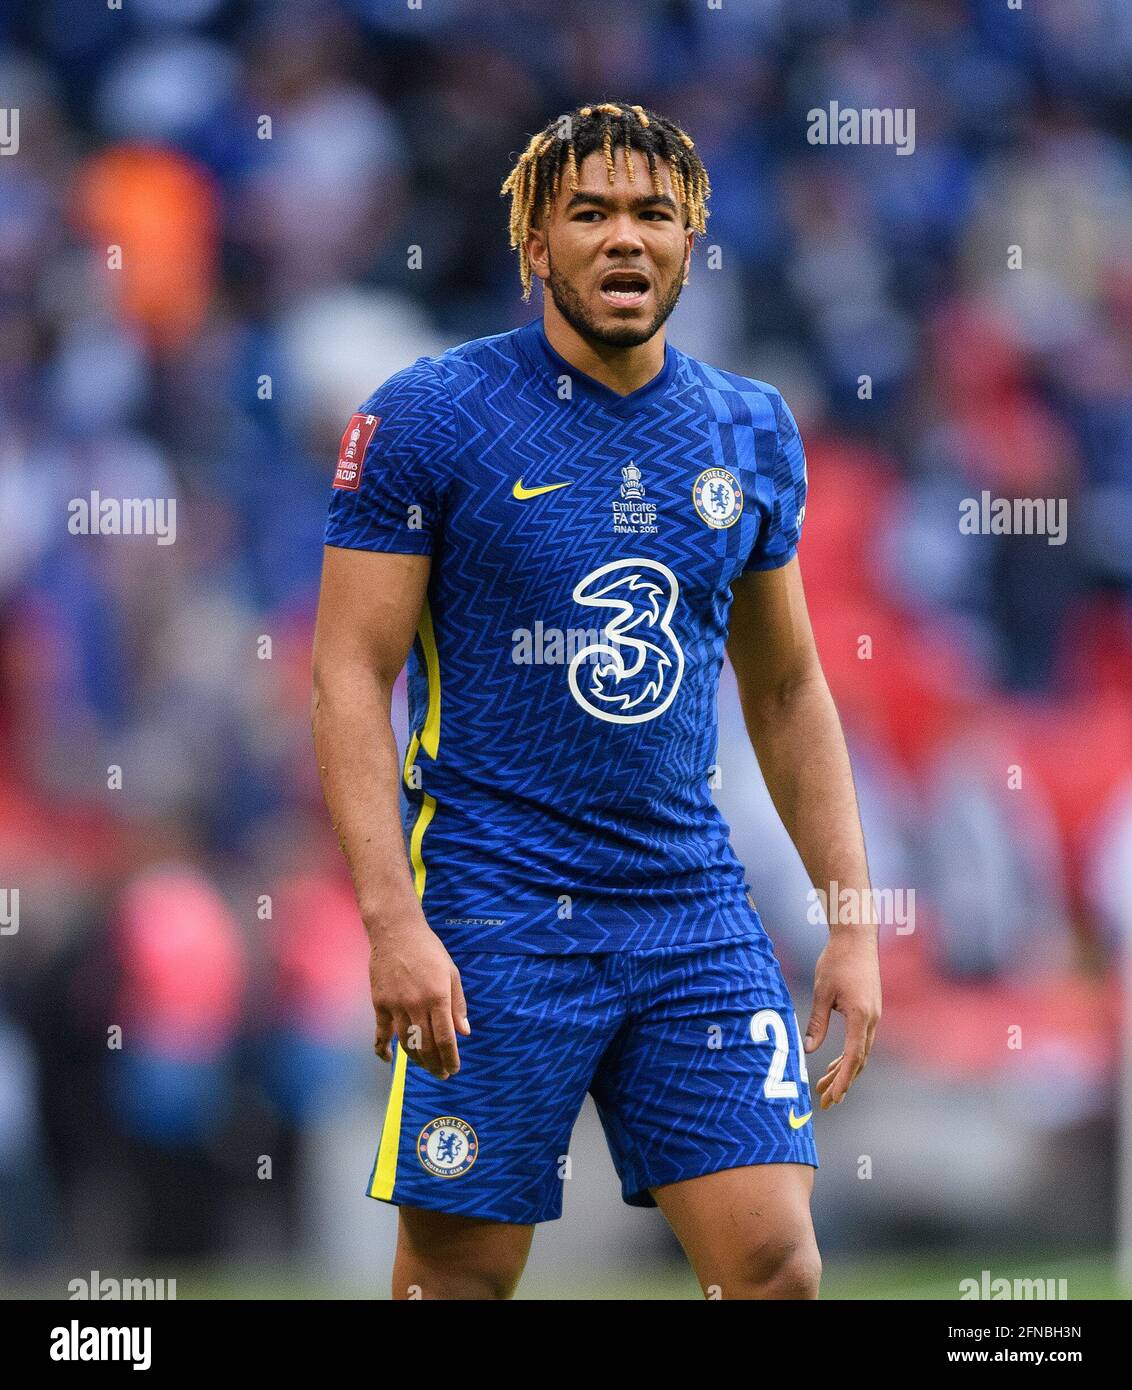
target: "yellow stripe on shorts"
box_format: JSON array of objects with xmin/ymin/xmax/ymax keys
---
[{"xmin": 370, "ymin": 1042, "xmax": 409, "ymax": 1199}]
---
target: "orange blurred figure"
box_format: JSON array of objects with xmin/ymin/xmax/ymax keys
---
[{"xmin": 74, "ymin": 145, "xmax": 219, "ymax": 352}]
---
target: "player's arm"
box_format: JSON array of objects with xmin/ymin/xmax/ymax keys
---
[
  {"xmin": 727, "ymin": 556, "xmax": 881, "ymax": 1109},
  {"xmin": 312, "ymin": 544, "xmax": 468, "ymax": 1080}
]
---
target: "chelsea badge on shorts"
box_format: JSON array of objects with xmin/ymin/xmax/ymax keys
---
[
  {"xmin": 692, "ymin": 467, "xmax": 744, "ymax": 529},
  {"xmin": 417, "ymin": 1117, "xmax": 479, "ymax": 1178}
]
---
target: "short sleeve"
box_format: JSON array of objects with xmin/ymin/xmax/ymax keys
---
[
  {"xmin": 743, "ymin": 391, "xmax": 808, "ymax": 572},
  {"xmin": 324, "ymin": 357, "xmax": 456, "ymax": 556}
]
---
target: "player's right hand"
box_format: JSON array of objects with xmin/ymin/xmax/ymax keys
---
[{"xmin": 368, "ymin": 924, "xmax": 471, "ymax": 1080}]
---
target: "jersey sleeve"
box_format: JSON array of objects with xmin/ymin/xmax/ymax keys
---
[
  {"xmin": 743, "ymin": 390, "xmax": 808, "ymax": 572},
  {"xmin": 324, "ymin": 357, "xmax": 456, "ymax": 556}
]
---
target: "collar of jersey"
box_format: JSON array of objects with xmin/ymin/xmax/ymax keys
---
[{"xmin": 521, "ymin": 318, "xmax": 677, "ymax": 415}]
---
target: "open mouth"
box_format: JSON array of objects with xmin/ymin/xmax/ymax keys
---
[{"xmin": 598, "ymin": 269, "xmax": 650, "ymax": 309}]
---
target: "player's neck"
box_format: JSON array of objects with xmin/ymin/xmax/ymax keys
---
[{"xmin": 541, "ymin": 310, "xmax": 666, "ymax": 398}]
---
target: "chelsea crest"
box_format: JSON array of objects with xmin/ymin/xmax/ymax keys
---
[
  {"xmin": 692, "ymin": 467, "xmax": 744, "ymax": 529},
  {"xmin": 417, "ymin": 1116, "xmax": 479, "ymax": 1178}
]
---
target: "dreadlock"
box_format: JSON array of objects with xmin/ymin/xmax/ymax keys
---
[{"xmin": 499, "ymin": 101, "xmax": 711, "ymax": 302}]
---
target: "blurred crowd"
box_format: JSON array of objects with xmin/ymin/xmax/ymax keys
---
[{"xmin": 0, "ymin": 0, "xmax": 1130, "ymax": 1272}]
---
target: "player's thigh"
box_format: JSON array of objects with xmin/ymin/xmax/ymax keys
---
[
  {"xmin": 651, "ymin": 1162, "xmax": 819, "ymax": 1299},
  {"xmin": 394, "ymin": 1205, "xmax": 534, "ymax": 1300}
]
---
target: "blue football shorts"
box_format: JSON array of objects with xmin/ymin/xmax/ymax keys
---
[{"xmin": 365, "ymin": 931, "xmax": 818, "ymax": 1225}]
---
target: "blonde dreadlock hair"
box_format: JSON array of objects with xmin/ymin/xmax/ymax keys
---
[{"xmin": 500, "ymin": 101, "xmax": 711, "ymax": 302}]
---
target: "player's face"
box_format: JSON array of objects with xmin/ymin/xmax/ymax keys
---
[{"xmin": 531, "ymin": 147, "xmax": 693, "ymax": 349}]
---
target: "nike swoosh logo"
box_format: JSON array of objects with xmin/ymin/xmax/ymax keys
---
[
  {"xmin": 788, "ymin": 1107, "xmax": 813, "ymax": 1129},
  {"xmin": 512, "ymin": 478, "xmax": 573, "ymax": 500}
]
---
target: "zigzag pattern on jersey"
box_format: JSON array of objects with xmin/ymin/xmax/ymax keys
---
[
  {"xmin": 326, "ymin": 323, "xmax": 805, "ymax": 953},
  {"xmin": 414, "ymin": 337, "xmax": 762, "ymax": 949}
]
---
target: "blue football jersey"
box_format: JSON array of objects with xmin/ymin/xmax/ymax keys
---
[{"xmin": 324, "ymin": 318, "xmax": 807, "ymax": 952}]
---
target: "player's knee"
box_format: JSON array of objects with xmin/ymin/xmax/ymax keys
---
[
  {"xmin": 395, "ymin": 1245, "xmax": 526, "ymax": 1300},
  {"xmin": 765, "ymin": 1243, "xmax": 821, "ymax": 1300},
  {"xmin": 727, "ymin": 1234, "xmax": 821, "ymax": 1300}
]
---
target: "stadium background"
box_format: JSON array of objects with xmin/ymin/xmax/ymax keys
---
[{"xmin": 1, "ymin": 0, "xmax": 1130, "ymax": 1299}]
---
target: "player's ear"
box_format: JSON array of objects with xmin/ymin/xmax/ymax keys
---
[{"xmin": 526, "ymin": 218, "xmax": 550, "ymax": 283}]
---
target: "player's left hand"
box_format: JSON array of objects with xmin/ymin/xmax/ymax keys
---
[{"xmin": 804, "ymin": 928, "xmax": 881, "ymax": 1109}]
